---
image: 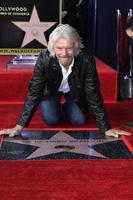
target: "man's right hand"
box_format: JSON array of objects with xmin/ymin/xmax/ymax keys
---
[{"xmin": 0, "ymin": 125, "xmax": 23, "ymax": 137}]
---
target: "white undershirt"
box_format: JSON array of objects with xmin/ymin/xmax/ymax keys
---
[{"xmin": 58, "ymin": 59, "xmax": 74, "ymax": 93}]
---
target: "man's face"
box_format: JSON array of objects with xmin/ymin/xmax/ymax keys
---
[
  {"xmin": 54, "ymin": 38, "xmax": 77, "ymax": 67},
  {"xmin": 126, "ymin": 28, "xmax": 133, "ymax": 39}
]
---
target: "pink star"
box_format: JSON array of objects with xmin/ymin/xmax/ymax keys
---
[{"xmin": 12, "ymin": 6, "xmax": 57, "ymax": 47}]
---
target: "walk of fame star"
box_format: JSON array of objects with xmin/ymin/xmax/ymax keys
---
[
  {"xmin": 2, "ymin": 131, "xmax": 123, "ymax": 160},
  {"xmin": 12, "ymin": 6, "xmax": 57, "ymax": 47}
]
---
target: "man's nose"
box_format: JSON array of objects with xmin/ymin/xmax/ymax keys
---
[{"xmin": 62, "ymin": 48, "xmax": 67, "ymax": 55}]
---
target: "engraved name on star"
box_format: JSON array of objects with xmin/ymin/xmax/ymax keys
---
[{"xmin": 12, "ymin": 6, "xmax": 57, "ymax": 47}]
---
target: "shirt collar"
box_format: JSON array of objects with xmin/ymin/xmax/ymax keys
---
[{"xmin": 59, "ymin": 58, "xmax": 74, "ymax": 70}]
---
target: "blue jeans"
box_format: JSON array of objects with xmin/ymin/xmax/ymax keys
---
[{"xmin": 40, "ymin": 92, "xmax": 87, "ymax": 125}]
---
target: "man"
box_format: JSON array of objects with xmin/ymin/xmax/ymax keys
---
[
  {"xmin": 125, "ymin": 15, "xmax": 133, "ymax": 127},
  {"xmin": 126, "ymin": 15, "xmax": 133, "ymax": 39},
  {"xmin": 0, "ymin": 24, "xmax": 131, "ymax": 137},
  {"xmin": 76, "ymin": 0, "xmax": 89, "ymax": 47},
  {"xmin": 61, "ymin": 0, "xmax": 78, "ymax": 30}
]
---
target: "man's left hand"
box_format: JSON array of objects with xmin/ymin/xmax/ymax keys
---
[{"xmin": 105, "ymin": 128, "xmax": 132, "ymax": 138}]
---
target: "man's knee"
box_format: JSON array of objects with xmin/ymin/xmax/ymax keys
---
[
  {"xmin": 41, "ymin": 115, "xmax": 60, "ymax": 125},
  {"xmin": 70, "ymin": 116, "xmax": 86, "ymax": 125}
]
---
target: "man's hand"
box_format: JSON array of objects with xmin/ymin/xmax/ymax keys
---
[
  {"xmin": 0, "ymin": 125, "xmax": 23, "ymax": 137},
  {"xmin": 61, "ymin": 10, "xmax": 67, "ymax": 18},
  {"xmin": 105, "ymin": 128, "xmax": 132, "ymax": 138}
]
